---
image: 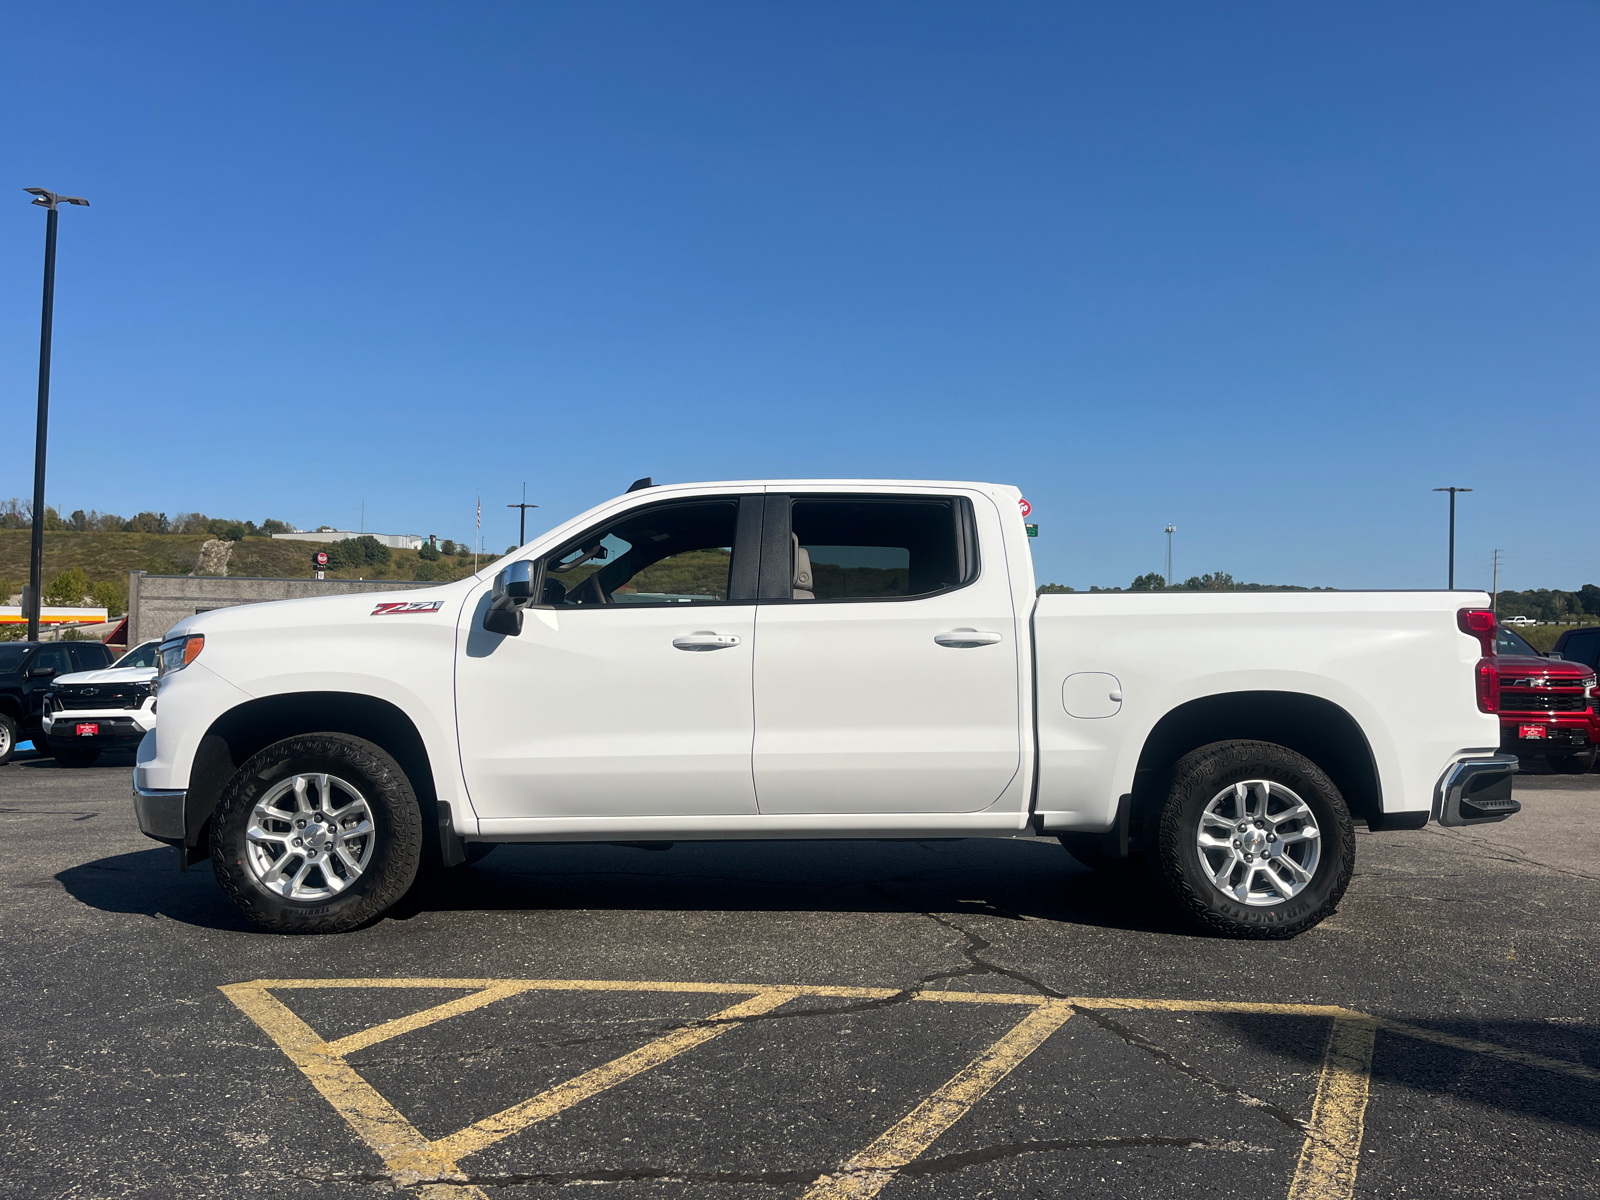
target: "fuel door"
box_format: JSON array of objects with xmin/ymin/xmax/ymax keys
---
[{"xmin": 1063, "ymin": 671, "xmax": 1122, "ymax": 719}]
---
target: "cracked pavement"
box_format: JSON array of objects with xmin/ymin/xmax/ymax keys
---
[{"xmin": 2, "ymin": 748, "xmax": 1597, "ymax": 1198}]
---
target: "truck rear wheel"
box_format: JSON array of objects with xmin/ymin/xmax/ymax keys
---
[
  {"xmin": 211, "ymin": 733, "xmax": 423, "ymax": 934},
  {"xmin": 1151, "ymin": 740, "xmax": 1354, "ymax": 940}
]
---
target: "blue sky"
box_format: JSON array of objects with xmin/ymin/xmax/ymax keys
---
[{"xmin": 3, "ymin": 2, "xmax": 1596, "ymax": 591}]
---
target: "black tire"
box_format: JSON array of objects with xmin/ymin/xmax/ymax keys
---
[
  {"xmin": 211, "ymin": 733, "xmax": 423, "ymax": 934},
  {"xmin": 0, "ymin": 713, "xmax": 17, "ymax": 765},
  {"xmin": 1058, "ymin": 833, "xmax": 1140, "ymax": 874},
  {"xmin": 1151, "ymin": 740, "xmax": 1354, "ymax": 940},
  {"xmin": 1548, "ymin": 751, "xmax": 1598, "ymax": 775},
  {"xmin": 52, "ymin": 745, "xmax": 101, "ymax": 768}
]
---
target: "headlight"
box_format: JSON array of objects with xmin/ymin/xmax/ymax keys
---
[{"xmin": 158, "ymin": 634, "xmax": 205, "ymax": 676}]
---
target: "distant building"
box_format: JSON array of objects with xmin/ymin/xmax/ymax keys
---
[{"xmin": 271, "ymin": 530, "xmax": 423, "ymax": 550}]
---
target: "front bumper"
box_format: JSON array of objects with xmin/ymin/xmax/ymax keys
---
[
  {"xmin": 1499, "ymin": 716, "xmax": 1595, "ymax": 756},
  {"xmin": 1433, "ymin": 754, "xmax": 1521, "ymax": 826},
  {"xmin": 43, "ymin": 706, "xmax": 154, "ymax": 750},
  {"xmin": 133, "ymin": 781, "xmax": 186, "ymax": 843}
]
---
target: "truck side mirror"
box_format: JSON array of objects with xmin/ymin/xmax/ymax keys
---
[
  {"xmin": 483, "ymin": 560, "xmax": 537, "ymax": 636},
  {"xmin": 28, "ymin": 666, "xmax": 55, "ymax": 679}
]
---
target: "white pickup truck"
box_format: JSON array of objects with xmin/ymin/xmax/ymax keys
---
[{"xmin": 133, "ymin": 479, "xmax": 1519, "ymax": 939}]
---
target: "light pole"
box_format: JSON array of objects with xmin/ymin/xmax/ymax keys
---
[
  {"xmin": 506, "ymin": 482, "xmax": 539, "ymax": 547},
  {"xmin": 1164, "ymin": 525, "xmax": 1175, "ymax": 587},
  {"xmin": 1432, "ymin": 487, "xmax": 1473, "ymax": 589},
  {"xmin": 23, "ymin": 188, "xmax": 90, "ymax": 642}
]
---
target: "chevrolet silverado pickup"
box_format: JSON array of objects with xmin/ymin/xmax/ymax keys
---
[
  {"xmin": 132, "ymin": 479, "xmax": 1518, "ymax": 939},
  {"xmin": 1493, "ymin": 624, "xmax": 1598, "ymax": 773}
]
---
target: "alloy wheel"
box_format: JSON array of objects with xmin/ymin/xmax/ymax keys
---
[
  {"xmin": 244, "ymin": 772, "xmax": 376, "ymax": 901},
  {"xmin": 1195, "ymin": 779, "xmax": 1322, "ymax": 907}
]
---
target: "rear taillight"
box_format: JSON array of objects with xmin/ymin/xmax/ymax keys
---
[
  {"xmin": 1476, "ymin": 658, "xmax": 1500, "ymax": 713},
  {"xmin": 1459, "ymin": 608, "xmax": 1496, "ymax": 656}
]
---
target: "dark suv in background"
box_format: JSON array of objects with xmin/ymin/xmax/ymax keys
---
[
  {"xmin": 0, "ymin": 641, "xmax": 117, "ymax": 765},
  {"xmin": 1551, "ymin": 627, "xmax": 1600, "ymax": 673}
]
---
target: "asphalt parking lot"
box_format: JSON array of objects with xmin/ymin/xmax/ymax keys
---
[{"xmin": 2, "ymin": 748, "xmax": 1596, "ymax": 1200}]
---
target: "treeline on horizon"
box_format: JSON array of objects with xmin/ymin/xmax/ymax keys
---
[
  {"xmin": 1040, "ymin": 573, "xmax": 1600, "ymax": 622},
  {"xmin": 0, "ymin": 499, "xmax": 295, "ymax": 540},
  {"xmin": 1039, "ymin": 572, "xmax": 1333, "ymax": 594},
  {"xmin": 1493, "ymin": 585, "xmax": 1600, "ymax": 624}
]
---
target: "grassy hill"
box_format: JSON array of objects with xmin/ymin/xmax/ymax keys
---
[{"xmin": 0, "ymin": 530, "xmax": 485, "ymax": 600}]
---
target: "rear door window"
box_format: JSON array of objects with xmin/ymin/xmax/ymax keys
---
[{"xmin": 786, "ymin": 498, "xmax": 973, "ymax": 601}]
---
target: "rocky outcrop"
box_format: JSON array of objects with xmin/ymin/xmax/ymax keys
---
[{"xmin": 192, "ymin": 539, "xmax": 234, "ymax": 577}]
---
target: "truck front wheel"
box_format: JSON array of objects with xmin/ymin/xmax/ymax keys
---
[
  {"xmin": 211, "ymin": 733, "xmax": 424, "ymax": 934},
  {"xmin": 1547, "ymin": 750, "xmax": 1597, "ymax": 775},
  {"xmin": 1152, "ymin": 740, "xmax": 1354, "ymax": 940}
]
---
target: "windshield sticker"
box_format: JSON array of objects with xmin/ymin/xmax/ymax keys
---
[{"xmin": 371, "ymin": 601, "xmax": 445, "ymax": 616}]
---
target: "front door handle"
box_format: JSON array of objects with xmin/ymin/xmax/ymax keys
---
[
  {"xmin": 673, "ymin": 631, "xmax": 742, "ymax": 652},
  {"xmin": 933, "ymin": 628, "xmax": 1003, "ymax": 647}
]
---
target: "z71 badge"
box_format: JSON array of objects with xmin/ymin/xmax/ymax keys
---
[{"xmin": 371, "ymin": 601, "xmax": 445, "ymax": 616}]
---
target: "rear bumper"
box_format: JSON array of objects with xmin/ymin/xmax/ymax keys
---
[{"xmin": 1433, "ymin": 754, "xmax": 1520, "ymax": 826}]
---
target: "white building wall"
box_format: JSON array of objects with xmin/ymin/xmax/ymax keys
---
[{"xmin": 271, "ymin": 531, "xmax": 424, "ymax": 550}]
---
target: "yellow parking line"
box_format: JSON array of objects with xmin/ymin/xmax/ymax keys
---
[
  {"xmin": 325, "ymin": 980, "xmax": 539, "ymax": 1057},
  {"xmin": 803, "ymin": 1000, "xmax": 1075, "ymax": 1200},
  {"xmin": 1287, "ymin": 1017, "xmax": 1378, "ymax": 1200},
  {"xmin": 218, "ymin": 982, "xmax": 478, "ymax": 1192},
  {"xmin": 222, "ymin": 980, "xmax": 796, "ymax": 1195},
  {"xmin": 224, "ymin": 979, "xmax": 1596, "ymax": 1200},
  {"xmin": 1084, "ymin": 997, "xmax": 1600, "ymax": 1086},
  {"xmin": 431, "ymin": 989, "xmax": 796, "ymax": 1164},
  {"xmin": 1083, "ymin": 997, "xmax": 1353, "ymax": 1017}
]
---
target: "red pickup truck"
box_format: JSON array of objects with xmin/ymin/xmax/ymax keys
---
[{"xmin": 1493, "ymin": 623, "xmax": 1599, "ymax": 773}]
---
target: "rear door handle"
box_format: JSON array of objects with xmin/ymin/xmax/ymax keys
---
[
  {"xmin": 673, "ymin": 632, "xmax": 742, "ymax": 651},
  {"xmin": 933, "ymin": 628, "xmax": 1003, "ymax": 647}
]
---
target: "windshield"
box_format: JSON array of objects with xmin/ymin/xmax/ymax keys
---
[
  {"xmin": 1495, "ymin": 625, "xmax": 1542, "ymax": 658},
  {"xmin": 0, "ymin": 646, "xmax": 27, "ymax": 673},
  {"xmin": 113, "ymin": 641, "xmax": 160, "ymax": 669}
]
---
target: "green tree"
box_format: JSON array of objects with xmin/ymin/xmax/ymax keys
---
[
  {"xmin": 124, "ymin": 511, "xmax": 170, "ymax": 534},
  {"xmin": 1182, "ymin": 572, "xmax": 1236, "ymax": 591},
  {"xmin": 1130, "ymin": 573, "xmax": 1166, "ymax": 591},
  {"xmin": 326, "ymin": 535, "xmax": 391, "ymax": 571},
  {"xmin": 44, "ymin": 567, "xmax": 91, "ymax": 606},
  {"xmin": 418, "ymin": 541, "xmax": 440, "ymax": 562},
  {"xmin": 89, "ymin": 580, "xmax": 129, "ymax": 616}
]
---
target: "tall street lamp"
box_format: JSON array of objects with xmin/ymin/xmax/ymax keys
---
[
  {"xmin": 506, "ymin": 482, "xmax": 538, "ymax": 547},
  {"xmin": 1164, "ymin": 525, "xmax": 1176, "ymax": 587},
  {"xmin": 22, "ymin": 188, "xmax": 90, "ymax": 642},
  {"xmin": 1432, "ymin": 486, "xmax": 1473, "ymax": 589}
]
